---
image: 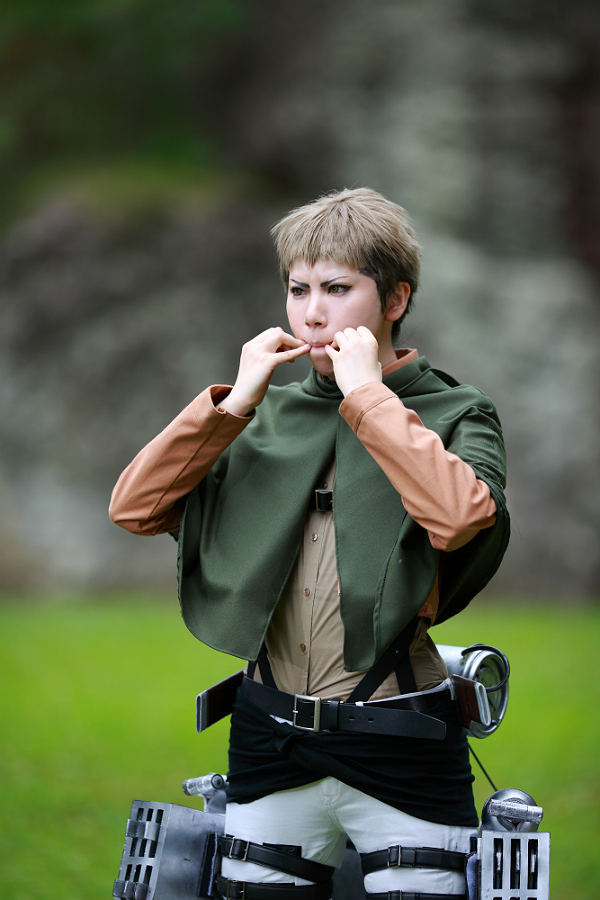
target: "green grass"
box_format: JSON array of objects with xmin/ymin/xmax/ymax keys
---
[
  {"xmin": 433, "ymin": 602, "xmax": 600, "ymax": 899},
  {"xmin": 0, "ymin": 596, "xmax": 598, "ymax": 899}
]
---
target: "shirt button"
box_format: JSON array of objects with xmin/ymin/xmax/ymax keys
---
[
  {"xmin": 311, "ymin": 533, "xmax": 318, "ymax": 542},
  {"xmin": 300, "ymin": 643, "xmax": 307, "ymax": 653},
  {"xmin": 304, "ymin": 588, "xmax": 311, "ymax": 597}
]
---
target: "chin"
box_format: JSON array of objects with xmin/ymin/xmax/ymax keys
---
[{"xmin": 309, "ymin": 353, "xmax": 335, "ymax": 379}]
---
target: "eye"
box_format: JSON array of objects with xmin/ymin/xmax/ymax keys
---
[
  {"xmin": 289, "ymin": 286, "xmax": 306, "ymax": 297},
  {"xmin": 329, "ymin": 284, "xmax": 350, "ymax": 294}
]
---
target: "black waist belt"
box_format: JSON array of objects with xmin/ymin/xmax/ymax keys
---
[{"xmin": 240, "ymin": 677, "xmax": 449, "ymax": 741}]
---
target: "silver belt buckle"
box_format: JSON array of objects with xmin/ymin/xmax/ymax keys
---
[{"xmin": 292, "ymin": 693, "xmax": 321, "ymax": 732}]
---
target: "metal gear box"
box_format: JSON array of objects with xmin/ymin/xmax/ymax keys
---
[
  {"xmin": 478, "ymin": 830, "xmax": 550, "ymax": 899},
  {"xmin": 113, "ymin": 801, "xmax": 225, "ymax": 900}
]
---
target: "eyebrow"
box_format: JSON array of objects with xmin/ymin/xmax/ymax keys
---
[{"xmin": 290, "ymin": 278, "xmax": 350, "ymax": 289}]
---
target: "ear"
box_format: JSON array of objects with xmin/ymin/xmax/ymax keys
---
[{"xmin": 384, "ymin": 282, "xmax": 411, "ymax": 322}]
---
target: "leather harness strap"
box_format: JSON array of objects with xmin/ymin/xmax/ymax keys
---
[
  {"xmin": 365, "ymin": 892, "xmax": 466, "ymax": 900},
  {"xmin": 217, "ymin": 880, "xmax": 466, "ymax": 900},
  {"xmin": 361, "ymin": 845, "xmax": 467, "ymax": 876},
  {"xmin": 247, "ymin": 613, "xmax": 420, "ymax": 707},
  {"xmin": 215, "ymin": 875, "xmax": 333, "ymax": 899},
  {"xmin": 218, "ymin": 835, "xmax": 334, "ymax": 883},
  {"xmin": 347, "ymin": 615, "xmax": 419, "ymax": 701}
]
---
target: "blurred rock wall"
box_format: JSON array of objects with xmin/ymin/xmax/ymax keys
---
[{"xmin": 1, "ymin": 0, "xmax": 599, "ymax": 594}]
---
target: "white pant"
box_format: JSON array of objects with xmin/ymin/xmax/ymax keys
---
[{"xmin": 222, "ymin": 777, "xmax": 474, "ymax": 894}]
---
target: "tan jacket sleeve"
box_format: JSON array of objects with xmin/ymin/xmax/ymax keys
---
[
  {"xmin": 339, "ymin": 381, "xmax": 497, "ymax": 552},
  {"xmin": 109, "ymin": 385, "xmax": 254, "ymax": 536}
]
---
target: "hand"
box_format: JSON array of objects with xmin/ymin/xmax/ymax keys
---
[
  {"xmin": 324, "ymin": 326, "xmax": 382, "ymax": 396},
  {"xmin": 220, "ymin": 327, "xmax": 310, "ymax": 416}
]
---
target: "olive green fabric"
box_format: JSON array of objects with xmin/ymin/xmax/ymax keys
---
[{"xmin": 177, "ymin": 357, "xmax": 509, "ymax": 670}]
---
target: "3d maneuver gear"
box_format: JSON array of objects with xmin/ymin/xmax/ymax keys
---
[
  {"xmin": 469, "ymin": 789, "xmax": 550, "ymax": 900},
  {"xmin": 112, "ymin": 644, "xmax": 550, "ymax": 900}
]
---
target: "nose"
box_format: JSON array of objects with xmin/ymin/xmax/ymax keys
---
[{"xmin": 304, "ymin": 289, "xmax": 326, "ymax": 327}]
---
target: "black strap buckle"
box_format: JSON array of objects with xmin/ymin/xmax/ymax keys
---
[
  {"xmin": 386, "ymin": 844, "xmax": 422, "ymax": 868},
  {"xmin": 225, "ymin": 879, "xmax": 246, "ymax": 900},
  {"xmin": 386, "ymin": 845, "xmax": 416, "ymax": 867},
  {"xmin": 387, "ymin": 845, "xmax": 401, "ymax": 867},
  {"xmin": 228, "ymin": 837, "xmax": 250, "ymax": 861},
  {"xmin": 314, "ymin": 489, "xmax": 333, "ymax": 512},
  {"xmin": 292, "ymin": 694, "xmax": 322, "ymax": 732}
]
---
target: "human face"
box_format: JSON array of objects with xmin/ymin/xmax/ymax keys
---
[{"xmin": 286, "ymin": 259, "xmax": 397, "ymax": 378}]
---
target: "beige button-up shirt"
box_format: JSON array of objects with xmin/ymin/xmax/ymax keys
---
[{"xmin": 264, "ymin": 459, "xmax": 448, "ymax": 700}]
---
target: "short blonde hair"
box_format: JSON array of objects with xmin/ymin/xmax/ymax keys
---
[{"xmin": 271, "ymin": 188, "xmax": 422, "ymax": 334}]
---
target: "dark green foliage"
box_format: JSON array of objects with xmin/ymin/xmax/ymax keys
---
[{"xmin": 0, "ymin": 0, "xmax": 251, "ymax": 210}]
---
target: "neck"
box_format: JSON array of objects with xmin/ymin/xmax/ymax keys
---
[{"xmin": 378, "ymin": 336, "xmax": 398, "ymax": 369}]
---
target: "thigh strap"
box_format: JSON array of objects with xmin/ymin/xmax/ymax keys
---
[
  {"xmin": 218, "ymin": 835, "xmax": 334, "ymax": 883},
  {"xmin": 215, "ymin": 875, "xmax": 333, "ymax": 899},
  {"xmin": 365, "ymin": 892, "xmax": 466, "ymax": 900},
  {"xmin": 361, "ymin": 845, "xmax": 467, "ymax": 876}
]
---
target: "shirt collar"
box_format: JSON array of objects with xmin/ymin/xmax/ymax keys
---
[{"xmin": 382, "ymin": 348, "xmax": 419, "ymax": 376}]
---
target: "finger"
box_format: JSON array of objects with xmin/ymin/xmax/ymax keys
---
[
  {"xmin": 254, "ymin": 327, "xmax": 281, "ymax": 341},
  {"xmin": 261, "ymin": 328, "xmax": 306, "ymax": 352},
  {"xmin": 356, "ymin": 326, "xmax": 374, "ymax": 337},
  {"xmin": 271, "ymin": 343, "xmax": 311, "ymax": 366},
  {"xmin": 324, "ymin": 344, "xmax": 338, "ymax": 360},
  {"xmin": 276, "ymin": 336, "xmax": 309, "ymax": 353}
]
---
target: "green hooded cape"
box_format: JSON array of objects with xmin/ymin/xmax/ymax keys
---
[{"xmin": 177, "ymin": 356, "xmax": 509, "ymax": 670}]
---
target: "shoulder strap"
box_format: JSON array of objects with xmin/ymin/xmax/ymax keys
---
[
  {"xmin": 347, "ymin": 615, "xmax": 419, "ymax": 702},
  {"xmin": 249, "ymin": 616, "xmax": 418, "ymax": 701},
  {"xmin": 247, "ymin": 644, "xmax": 278, "ymax": 689}
]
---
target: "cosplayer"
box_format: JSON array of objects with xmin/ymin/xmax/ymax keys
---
[{"xmin": 110, "ymin": 188, "xmax": 510, "ymax": 900}]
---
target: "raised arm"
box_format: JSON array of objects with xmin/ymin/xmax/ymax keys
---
[
  {"xmin": 110, "ymin": 327, "xmax": 310, "ymax": 536},
  {"xmin": 109, "ymin": 385, "xmax": 252, "ymax": 535},
  {"xmin": 327, "ymin": 327, "xmax": 498, "ymax": 552},
  {"xmin": 339, "ymin": 382, "xmax": 497, "ymax": 551}
]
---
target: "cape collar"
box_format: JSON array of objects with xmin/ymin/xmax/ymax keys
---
[{"xmin": 303, "ymin": 348, "xmax": 423, "ymax": 401}]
